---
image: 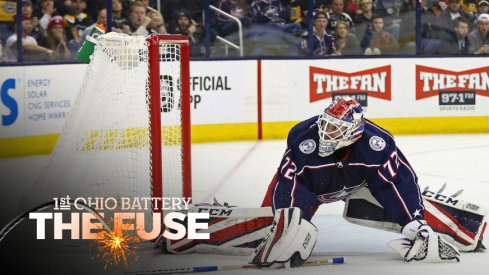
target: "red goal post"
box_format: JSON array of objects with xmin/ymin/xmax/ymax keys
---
[{"xmin": 147, "ymin": 34, "xmax": 192, "ymax": 209}]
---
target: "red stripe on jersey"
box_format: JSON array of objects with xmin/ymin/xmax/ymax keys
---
[
  {"xmin": 341, "ymin": 147, "xmax": 352, "ymax": 160},
  {"xmin": 262, "ymin": 172, "xmax": 279, "ymax": 207}
]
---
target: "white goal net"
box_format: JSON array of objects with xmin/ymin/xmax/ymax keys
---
[{"xmin": 23, "ymin": 33, "xmax": 191, "ymax": 222}]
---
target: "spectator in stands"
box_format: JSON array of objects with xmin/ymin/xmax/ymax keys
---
[
  {"xmin": 64, "ymin": 0, "xmax": 93, "ymax": 44},
  {"xmin": 313, "ymin": 0, "xmax": 331, "ymax": 14},
  {"xmin": 127, "ymin": 0, "xmax": 150, "ymax": 35},
  {"xmin": 375, "ymin": 0, "xmax": 404, "ymax": 40},
  {"xmin": 171, "ymin": 10, "xmax": 204, "ymax": 57},
  {"xmin": 111, "ymin": 0, "xmax": 129, "ymax": 32},
  {"xmin": 147, "ymin": 9, "xmax": 168, "ymax": 34},
  {"xmin": 41, "ymin": 15, "xmax": 71, "ymax": 60},
  {"xmin": 438, "ymin": 0, "xmax": 474, "ymax": 38},
  {"xmin": 468, "ymin": 13, "xmax": 489, "ymax": 53},
  {"xmin": 440, "ymin": 16, "xmax": 470, "ymax": 53},
  {"xmin": 327, "ymin": 0, "xmax": 355, "ymax": 35},
  {"xmin": 37, "ymin": 0, "xmax": 56, "ymax": 31},
  {"xmin": 478, "ymin": 0, "xmax": 489, "ymax": 14},
  {"xmin": 4, "ymin": 15, "xmax": 54, "ymax": 62},
  {"xmin": 216, "ymin": 0, "xmax": 251, "ymax": 37},
  {"xmin": 84, "ymin": 0, "xmax": 106, "ymax": 22},
  {"xmin": 353, "ymin": 0, "xmax": 375, "ymax": 40},
  {"xmin": 22, "ymin": 0, "xmax": 46, "ymax": 45},
  {"xmin": 163, "ymin": 0, "xmax": 204, "ymax": 30},
  {"xmin": 21, "ymin": 0, "xmax": 34, "ymax": 18},
  {"xmin": 345, "ymin": 0, "xmax": 361, "ymax": 16},
  {"xmin": 300, "ymin": 11, "xmax": 336, "ymax": 55},
  {"xmin": 421, "ymin": 0, "xmax": 444, "ymax": 54},
  {"xmin": 397, "ymin": 0, "xmax": 417, "ymax": 54},
  {"xmin": 135, "ymin": 0, "xmax": 151, "ymax": 12},
  {"xmin": 334, "ymin": 20, "xmax": 361, "ymax": 54},
  {"xmin": 362, "ymin": 14, "xmax": 399, "ymax": 54},
  {"xmin": 22, "ymin": 0, "xmax": 35, "ymax": 19},
  {"xmin": 54, "ymin": 0, "xmax": 75, "ymax": 17},
  {"xmin": 81, "ymin": 8, "xmax": 107, "ymax": 42},
  {"xmin": 250, "ymin": 0, "xmax": 302, "ymax": 34}
]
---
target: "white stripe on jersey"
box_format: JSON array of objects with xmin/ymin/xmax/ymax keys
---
[
  {"xmin": 398, "ymin": 157, "xmax": 424, "ymax": 211},
  {"xmin": 348, "ymin": 163, "xmax": 381, "ymax": 168},
  {"xmin": 377, "ymin": 170, "xmax": 413, "ymax": 221}
]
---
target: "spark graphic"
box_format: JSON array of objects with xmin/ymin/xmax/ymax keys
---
[{"xmin": 93, "ymin": 218, "xmax": 141, "ymax": 269}]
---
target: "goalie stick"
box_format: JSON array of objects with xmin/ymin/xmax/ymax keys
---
[{"xmin": 123, "ymin": 257, "xmax": 345, "ymax": 274}]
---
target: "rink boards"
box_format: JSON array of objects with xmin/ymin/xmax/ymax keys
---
[{"xmin": 1, "ymin": 58, "xmax": 489, "ymax": 157}]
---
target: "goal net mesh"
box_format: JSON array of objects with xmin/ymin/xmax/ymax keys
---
[{"xmin": 24, "ymin": 33, "xmax": 185, "ymax": 217}]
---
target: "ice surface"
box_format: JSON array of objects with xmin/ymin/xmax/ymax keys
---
[{"xmin": 0, "ymin": 134, "xmax": 488, "ymax": 274}]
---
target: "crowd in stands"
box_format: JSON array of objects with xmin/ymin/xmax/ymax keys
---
[
  {"xmin": 0, "ymin": 0, "xmax": 488, "ymax": 62},
  {"xmin": 422, "ymin": 0, "xmax": 489, "ymax": 54},
  {"xmin": 0, "ymin": 0, "xmax": 206, "ymax": 61}
]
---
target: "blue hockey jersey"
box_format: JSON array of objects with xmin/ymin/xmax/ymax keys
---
[{"xmin": 271, "ymin": 116, "xmax": 424, "ymax": 226}]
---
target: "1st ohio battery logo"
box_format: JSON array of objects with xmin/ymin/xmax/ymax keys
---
[
  {"xmin": 309, "ymin": 65, "xmax": 391, "ymax": 106},
  {"xmin": 416, "ymin": 65, "xmax": 489, "ymax": 111}
]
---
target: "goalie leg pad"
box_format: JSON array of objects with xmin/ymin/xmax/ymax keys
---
[
  {"xmin": 163, "ymin": 203, "xmax": 274, "ymax": 255},
  {"xmin": 344, "ymin": 187, "xmax": 487, "ymax": 252},
  {"xmin": 249, "ymin": 207, "xmax": 318, "ymax": 268}
]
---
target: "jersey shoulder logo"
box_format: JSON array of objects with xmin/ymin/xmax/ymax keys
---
[
  {"xmin": 369, "ymin": 136, "xmax": 386, "ymax": 151},
  {"xmin": 299, "ymin": 139, "xmax": 316, "ymax": 154}
]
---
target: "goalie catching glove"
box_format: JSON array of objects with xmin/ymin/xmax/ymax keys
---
[
  {"xmin": 389, "ymin": 220, "xmax": 460, "ymax": 263},
  {"xmin": 249, "ymin": 207, "xmax": 318, "ymax": 268}
]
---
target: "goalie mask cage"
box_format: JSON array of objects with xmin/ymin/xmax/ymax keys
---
[{"xmin": 27, "ymin": 33, "xmax": 191, "ymax": 223}]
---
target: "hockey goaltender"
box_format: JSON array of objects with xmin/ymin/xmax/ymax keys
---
[{"xmin": 158, "ymin": 97, "xmax": 487, "ymax": 268}]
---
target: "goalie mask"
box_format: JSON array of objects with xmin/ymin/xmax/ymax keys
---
[{"xmin": 317, "ymin": 97, "xmax": 365, "ymax": 157}]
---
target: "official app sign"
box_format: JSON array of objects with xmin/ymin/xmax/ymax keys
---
[
  {"xmin": 416, "ymin": 65, "xmax": 489, "ymax": 111},
  {"xmin": 309, "ymin": 65, "xmax": 392, "ymax": 106}
]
